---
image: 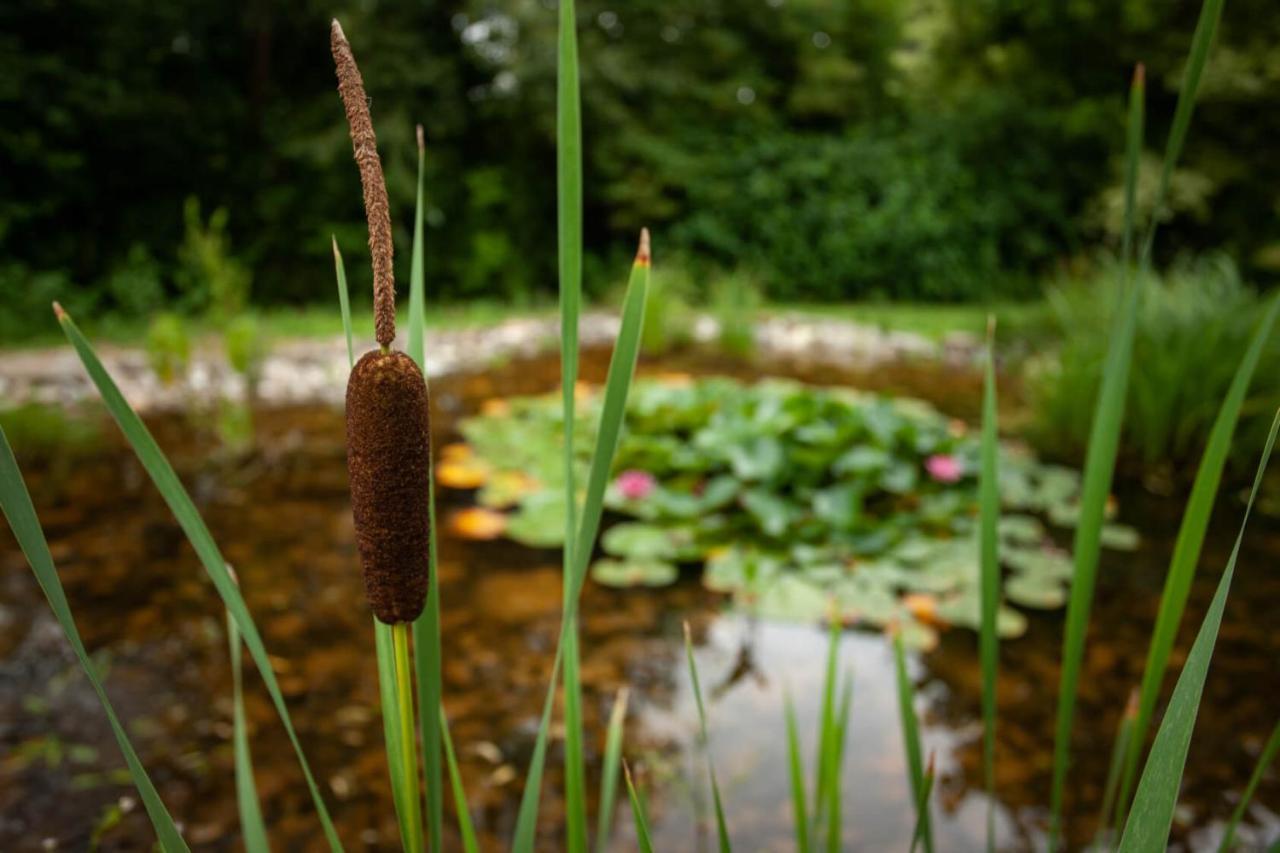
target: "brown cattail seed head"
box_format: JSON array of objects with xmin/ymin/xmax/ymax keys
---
[
  {"xmin": 345, "ymin": 350, "xmax": 431, "ymax": 623},
  {"xmin": 331, "ymin": 19, "xmax": 396, "ymax": 348}
]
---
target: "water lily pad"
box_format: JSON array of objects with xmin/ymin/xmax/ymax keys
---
[
  {"xmin": 999, "ymin": 514, "xmax": 1046, "ymax": 545},
  {"xmin": 591, "ymin": 558, "xmax": 678, "ymax": 588},
  {"xmin": 1100, "ymin": 523, "xmax": 1140, "ymax": 551},
  {"xmin": 751, "ymin": 575, "xmax": 830, "ymax": 622},
  {"xmin": 601, "ymin": 522, "xmax": 679, "ymax": 561},
  {"xmin": 505, "ymin": 491, "xmax": 567, "ymax": 548},
  {"xmin": 1005, "ymin": 574, "xmax": 1067, "ymax": 609}
]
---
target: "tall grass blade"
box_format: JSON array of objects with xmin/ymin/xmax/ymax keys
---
[
  {"xmin": 812, "ymin": 614, "xmax": 839, "ymax": 836},
  {"xmin": 332, "ymin": 237, "xmax": 354, "ymax": 368},
  {"xmin": 1139, "ymin": 0, "xmax": 1227, "ymax": 263},
  {"xmin": 439, "ymin": 705, "xmax": 481, "ymax": 853},
  {"xmin": 228, "ymin": 610, "xmax": 270, "ymax": 853},
  {"xmin": 0, "ymin": 427, "xmax": 190, "ymax": 852},
  {"xmin": 894, "ymin": 630, "xmax": 932, "ymax": 853},
  {"xmin": 1047, "ymin": 61, "xmax": 1145, "ymax": 850},
  {"xmin": 1097, "ymin": 690, "xmax": 1139, "ymax": 846},
  {"xmin": 404, "ymin": 123, "xmax": 445, "ymax": 853},
  {"xmin": 826, "ymin": 672, "xmax": 853, "ymax": 853},
  {"xmin": 1118, "ymin": 296, "xmax": 1280, "ymax": 819},
  {"xmin": 557, "ymin": 1, "xmax": 587, "ymax": 847},
  {"xmin": 392, "ymin": 623, "xmax": 424, "ymax": 852},
  {"xmin": 784, "ymin": 689, "xmax": 811, "ymax": 853},
  {"xmin": 512, "ymin": 236, "xmax": 650, "ymax": 851},
  {"xmin": 1217, "ymin": 719, "xmax": 1280, "ymax": 851},
  {"xmin": 909, "ymin": 754, "xmax": 937, "ymax": 853},
  {"xmin": 374, "ymin": 619, "xmax": 412, "ymax": 846},
  {"xmin": 55, "ymin": 307, "xmax": 344, "ymax": 851},
  {"xmin": 596, "ymin": 688, "xmax": 631, "ymax": 852},
  {"xmin": 977, "ymin": 318, "xmax": 1000, "ymax": 853},
  {"xmin": 684, "ymin": 621, "xmax": 732, "ymax": 853},
  {"xmin": 624, "ymin": 762, "xmax": 655, "ymax": 853},
  {"xmin": 1118, "ymin": 411, "xmax": 1280, "ymax": 851}
]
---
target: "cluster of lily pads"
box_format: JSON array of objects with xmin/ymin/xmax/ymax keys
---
[{"xmin": 442, "ymin": 376, "xmax": 1138, "ymax": 648}]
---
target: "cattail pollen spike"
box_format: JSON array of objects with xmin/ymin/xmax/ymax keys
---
[{"xmin": 331, "ymin": 18, "xmax": 396, "ymax": 348}]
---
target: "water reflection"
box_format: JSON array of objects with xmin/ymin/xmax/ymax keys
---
[{"xmin": 1, "ymin": 347, "xmax": 1278, "ymax": 851}]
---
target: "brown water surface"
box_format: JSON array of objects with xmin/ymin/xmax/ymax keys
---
[{"xmin": 2, "ymin": 347, "xmax": 1278, "ymax": 851}]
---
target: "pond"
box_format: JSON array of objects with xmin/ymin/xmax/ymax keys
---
[{"xmin": 2, "ymin": 345, "xmax": 1278, "ymax": 851}]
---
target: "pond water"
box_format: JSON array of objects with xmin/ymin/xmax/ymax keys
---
[{"xmin": 2, "ymin": 346, "xmax": 1278, "ymax": 852}]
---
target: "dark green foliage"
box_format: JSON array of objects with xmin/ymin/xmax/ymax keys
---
[{"xmin": 4, "ymin": 0, "xmax": 1279, "ymax": 338}]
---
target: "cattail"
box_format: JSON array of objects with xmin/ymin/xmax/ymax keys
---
[{"xmin": 333, "ymin": 19, "xmax": 431, "ymax": 624}]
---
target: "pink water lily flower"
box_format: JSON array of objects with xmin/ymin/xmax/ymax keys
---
[
  {"xmin": 616, "ymin": 469, "xmax": 657, "ymax": 500},
  {"xmin": 925, "ymin": 454, "xmax": 964, "ymax": 483}
]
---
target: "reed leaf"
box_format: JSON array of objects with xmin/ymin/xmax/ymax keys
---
[
  {"xmin": 683, "ymin": 621, "xmax": 731, "ymax": 853},
  {"xmin": 812, "ymin": 614, "xmax": 839, "ymax": 836},
  {"xmin": 909, "ymin": 755, "xmax": 937, "ymax": 853},
  {"xmin": 977, "ymin": 318, "xmax": 1000, "ymax": 853},
  {"xmin": 1118, "ymin": 296, "xmax": 1280, "ymax": 819},
  {"xmin": 1046, "ymin": 60, "xmax": 1145, "ymax": 849},
  {"xmin": 439, "ymin": 705, "xmax": 481, "ymax": 853},
  {"xmin": 0, "ymin": 427, "xmax": 190, "ymax": 853},
  {"xmin": 1117, "ymin": 411, "xmax": 1279, "ymax": 851},
  {"xmin": 1097, "ymin": 690, "xmax": 1139, "ymax": 846},
  {"xmin": 894, "ymin": 630, "xmax": 932, "ymax": 853},
  {"xmin": 1218, "ymin": 718, "xmax": 1280, "ymax": 852},
  {"xmin": 404, "ymin": 122, "xmax": 445, "ymax": 853},
  {"xmin": 596, "ymin": 688, "xmax": 630, "ymax": 852},
  {"xmin": 784, "ymin": 688, "xmax": 811, "ymax": 853},
  {"xmin": 512, "ymin": 237, "xmax": 649, "ymax": 851},
  {"xmin": 624, "ymin": 762, "xmax": 655, "ymax": 853},
  {"xmin": 228, "ymin": 610, "xmax": 270, "ymax": 853},
  {"xmin": 55, "ymin": 307, "xmax": 344, "ymax": 851},
  {"xmin": 374, "ymin": 618, "xmax": 412, "ymax": 845},
  {"xmin": 827, "ymin": 672, "xmax": 853, "ymax": 853}
]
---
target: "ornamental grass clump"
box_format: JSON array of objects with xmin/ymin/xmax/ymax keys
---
[{"xmin": 332, "ymin": 19, "xmax": 431, "ymax": 626}]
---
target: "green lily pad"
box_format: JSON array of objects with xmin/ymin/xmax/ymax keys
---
[
  {"xmin": 1005, "ymin": 574, "xmax": 1068, "ymax": 609},
  {"xmin": 505, "ymin": 490, "xmax": 567, "ymax": 548},
  {"xmin": 601, "ymin": 522, "xmax": 679, "ymax": 561},
  {"xmin": 751, "ymin": 575, "xmax": 830, "ymax": 622},
  {"xmin": 1100, "ymin": 523, "xmax": 1140, "ymax": 551},
  {"xmin": 591, "ymin": 558, "xmax": 678, "ymax": 588},
  {"xmin": 999, "ymin": 514, "xmax": 1046, "ymax": 545}
]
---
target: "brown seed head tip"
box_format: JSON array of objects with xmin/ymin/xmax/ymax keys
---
[
  {"xmin": 635, "ymin": 227, "xmax": 651, "ymax": 267},
  {"xmin": 1124, "ymin": 687, "xmax": 1140, "ymax": 718},
  {"xmin": 331, "ymin": 16, "xmax": 396, "ymax": 349},
  {"xmin": 345, "ymin": 349, "xmax": 432, "ymax": 623},
  {"xmin": 1133, "ymin": 62, "xmax": 1145, "ymax": 88},
  {"xmin": 416, "ymin": 124, "xmax": 425, "ymax": 152},
  {"xmin": 52, "ymin": 301, "xmax": 66, "ymax": 321}
]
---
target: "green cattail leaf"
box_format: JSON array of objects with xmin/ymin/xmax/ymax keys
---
[
  {"xmin": 596, "ymin": 688, "xmax": 630, "ymax": 852},
  {"xmin": 1118, "ymin": 296, "xmax": 1280, "ymax": 820},
  {"xmin": 55, "ymin": 309, "xmax": 344, "ymax": 852},
  {"xmin": 1097, "ymin": 692, "xmax": 1139, "ymax": 845},
  {"xmin": 624, "ymin": 763, "xmax": 655, "ymax": 853},
  {"xmin": 812, "ymin": 614, "xmax": 839, "ymax": 843},
  {"xmin": 1218, "ymin": 719, "xmax": 1280, "ymax": 852},
  {"xmin": 228, "ymin": 612, "xmax": 270, "ymax": 853},
  {"xmin": 894, "ymin": 631, "xmax": 932, "ymax": 853},
  {"xmin": 0, "ymin": 427, "xmax": 190, "ymax": 853},
  {"xmin": 514, "ymin": 238, "xmax": 650, "ymax": 852},
  {"xmin": 684, "ymin": 622, "xmax": 732, "ymax": 853},
  {"xmin": 373, "ymin": 620, "xmax": 412, "ymax": 846},
  {"xmin": 977, "ymin": 320, "xmax": 1000, "ymax": 853},
  {"xmin": 1118, "ymin": 412, "xmax": 1280, "ymax": 852},
  {"xmin": 827, "ymin": 672, "xmax": 853, "ymax": 853},
  {"xmin": 440, "ymin": 705, "xmax": 481, "ymax": 853},
  {"xmin": 909, "ymin": 757, "xmax": 937, "ymax": 853},
  {"xmin": 784, "ymin": 689, "xmax": 811, "ymax": 853}
]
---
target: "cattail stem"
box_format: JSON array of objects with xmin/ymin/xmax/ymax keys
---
[
  {"xmin": 331, "ymin": 19, "xmax": 396, "ymax": 348},
  {"xmin": 391, "ymin": 622, "xmax": 424, "ymax": 851}
]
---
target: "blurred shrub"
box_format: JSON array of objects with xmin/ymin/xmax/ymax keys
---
[
  {"xmin": 640, "ymin": 264, "xmax": 696, "ymax": 356},
  {"xmin": 675, "ymin": 113, "xmax": 1060, "ymax": 302},
  {"xmin": 1025, "ymin": 255, "xmax": 1280, "ymax": 479},
  {"xmin": 176, "ymin": 197, "xmax": 251, "ymax": 323},
  {"xmin": 224, "ymin": 314, "xmax": 267, "ymax": 386},
  {"xmin": 0, "ymin": 265, "xmax": 87, "ymax": 341},
  {"xmin": 145, "ymin": 312, "xmax": 190, "ymax": 385},
  {"xmin": 105, "ymin": 244, "xmax": 165, "ymax": 318},
  {"xmin": 711, "ymin": 272, "xmax": 761, "ymax": 359}
]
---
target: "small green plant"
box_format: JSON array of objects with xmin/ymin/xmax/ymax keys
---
[
  {"xmin": 145, "ymin": 312, "xmax": 191, "ymax": 385},
  {"xmin": 176, "ymin": 196, "xmax": 252, "ymax": 323},
  {"xmin": 639, "ymin": 263, "xmax": 696, "ymax": 356},
  {"xmin": 710, "ymin": 271, "xmax": 759, "ymax": 358}
]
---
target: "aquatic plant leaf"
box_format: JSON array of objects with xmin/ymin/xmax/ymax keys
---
[
  {"xmin": 1006, "ymin": 574, "xmax": 1068, "ymax": 610},
  {"xmin": 591, "ymin": 558, "xmax": 678, "ymax": 588},
  {"xmin": 507, "ymin": 490, "xmax": 569, "ymax": 548},
  {"xmin": 1100, "ymin": 524, "xmax": 1141, "ymax": 551},
  {"xmin": 440, "ymin": 705, "xmax": 481, "ymax": 853},
  {"xmin": 684, "ymin": 623, "xmax": 732, "ymax": 853},
  {"xmin": 1118, "ymin": 411, "xmax": 1277, "ymax": 852},
  {"xmin": 623, "ymin": 762, "xmax": 655, "ymax": 853},
  {"xmin": 1118, "ymin": 297, "xmax": 1280, "ymax": 823},
  {"xmin": 894, "ymin": 630, "xmax": 933, "ymax": 853},
  {"xmin": 0, "ymin": 427, "xmax": 190, "ymax": 853},
  {"xmin": 595, "ymin": 688, "xmax": 629, "ymax": 853},
  {"xmin": 601, "ymin": 522, "xmax": 679, "ymax": 561},
  {"xmin": 56, "ymin": 311, "xmax": 343, "ymax": 851},
  {"xmin": 1218, "ymin": 718, "xmax": 1280, "ymax": 852},
  {"xmin": 228, "ymin": 613, "xmax": 270, "ymax": 853},
  {"xmin": 754, "ymin": 575, "xmax": 830, "ymax": 622},
  {"xmin": 784, "ymin": 688, "xmax": 811, "ymax": 853},
  {"xmin": 999, "ymin": 514, "xmax": 1044, "ymax": 545}
]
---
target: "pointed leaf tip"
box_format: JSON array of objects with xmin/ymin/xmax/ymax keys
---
[
  {"xmin": 416, "ymin": 124, "xmax": 425, "ymax": 152},
  {"xmin": 331, "ymin": 235, "xmax": 341, "ymax": 257},
  {"xmin": 635, "ymin": 228, "xmax": 651, "ymax": 267},
  {"xmin": 1133, "ymin": 63, "xmax": 1145, "ymax": 88},
  {"xmin": 986, "ymin": 313, "xmax": 997, "ymax": 341},
  {"xmin": 52, "ymin": 301, "xmax": 66, "ymax": 321}
]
